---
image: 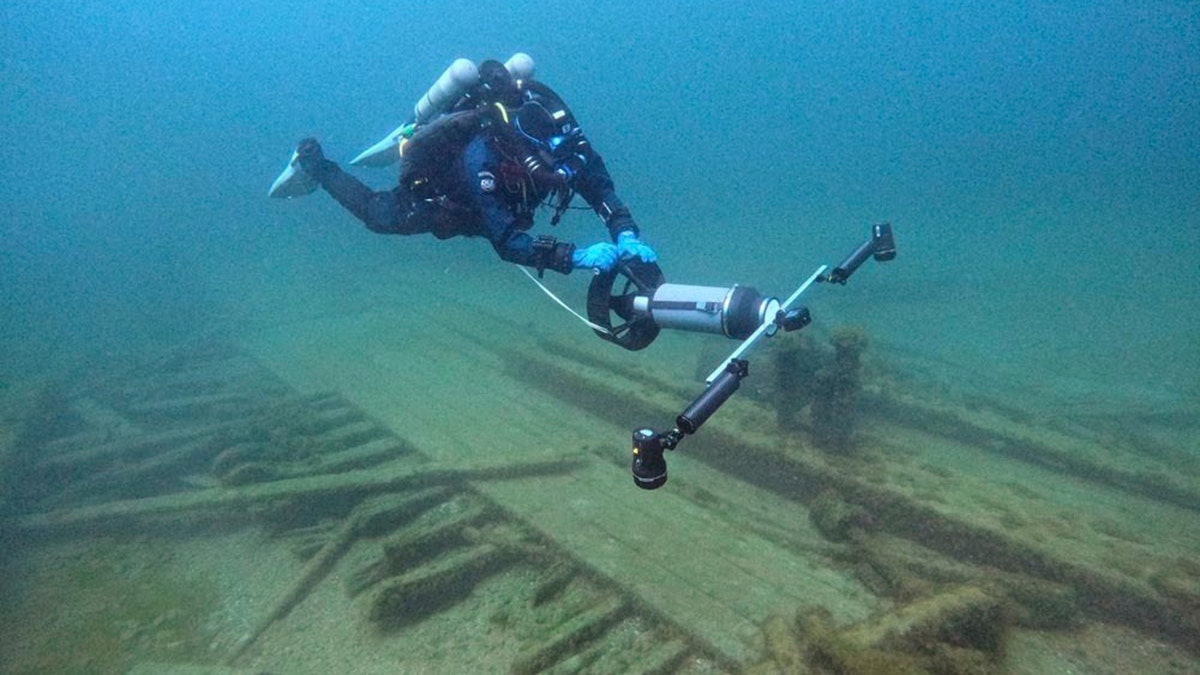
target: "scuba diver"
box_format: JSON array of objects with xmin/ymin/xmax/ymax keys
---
[
  {"xmin": 270, "ymin": 55, "xmax": 900, "ymax": 491},
  {"xmin": 284, "ymin": 58, "xmax": 657, "ymax": 275}
]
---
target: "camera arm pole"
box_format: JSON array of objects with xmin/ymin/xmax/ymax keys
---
[
  {"xmin": 630, "ymin": 259, "xmax": 826, "ymax": 491},
  {"xmin": 629, "ymin": 224, "xmax": 896, "ymax": 490}
]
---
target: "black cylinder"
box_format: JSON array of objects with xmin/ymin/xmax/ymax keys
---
[
  {"xmin": 828, "ymin": 239, "xmax": 874, "ymax": 284},
  {"xmin": 872, "ymin": 223, "xmax": 896, "ymax": 261},
  {"xmin": 677, "ymin": 361, "xmax": 748, "ymax": 434}
]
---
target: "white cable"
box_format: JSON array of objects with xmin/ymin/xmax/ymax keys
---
[{"xmin": 519, "ymin": 266, "xmax": 613, "ymax": 335}]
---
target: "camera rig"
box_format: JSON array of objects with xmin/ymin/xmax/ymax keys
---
[{"xmin": 585, "ymin": 223, "xmax": 897, "ymax": 489}]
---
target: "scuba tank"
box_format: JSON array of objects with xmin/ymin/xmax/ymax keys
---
[
  {"xmin": 350, "ymin": 53, "xmax": 536, "ymax": 167},
  {"xmin": 503, "ymin": 52, "xmax": 535, "ymax": 84},
  {"xmin": 413, "ymin": 58, "xmax": 479, "ymax": 125}
]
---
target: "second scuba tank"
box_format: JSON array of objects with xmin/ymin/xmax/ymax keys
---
[
  {"xmin": 413, "ymin": 58, "xmax": 479, "ymax": 124},
  {"xmin": 504, "ymin": 52, "xmax": 535, "ymax": 82},
  {"xmin": 350, "ymin": 58, "xmax": 477, "ymax": 167}
]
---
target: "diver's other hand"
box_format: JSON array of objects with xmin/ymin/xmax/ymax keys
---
[
  {"xmin": 572, "ymin": 242, "xmax": 619, "ymax": 272},
  {"xmin": 616, "ymin": 230, "xmax": 658, "ymax": 263},
  {"xmin": 295, "ymin": 138, "xmax": 326, "ymax": 174}
]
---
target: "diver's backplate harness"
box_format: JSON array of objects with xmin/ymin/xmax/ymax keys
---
[
  {"xmin": 332, "ymin": 54, "xmax": 635, "ymax": 276},
  {"xmin": 393, "ymin": 60, "xmax": 600, "ymax": 265}
]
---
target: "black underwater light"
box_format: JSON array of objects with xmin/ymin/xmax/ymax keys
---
[
  {"xmin": 823, "ymin": 222, "xmax": 895, "ymax": 284},
  {"xmin": 631, "ymin": 359, "xmax": 749, "ymax": 490}
]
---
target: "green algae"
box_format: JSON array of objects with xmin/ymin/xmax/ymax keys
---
[{"xmin": 0, "ymin": 537, "xmax": 221, "ymax": 675}]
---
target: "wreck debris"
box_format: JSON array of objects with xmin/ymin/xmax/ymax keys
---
[
  {"xmin": 365, "ymin": 543, "xmax": 517, "ymax": 628},
  {"xmin": 531, "ymin": 562, "xmax": 579, "ymax": 607},
  {"xmin": 510, "ymin": 596, "xmax": 629, "ymax": 675},
  {"xmin": 507, "ymin": 336, "xmax": 1200, "ymax": 663},
  {"xmin": 790, "ymin": 585, "xmax": 1006, "ymax": 675},
  {"xmin": 811, "ymin": 326, "xmax": 869, "ymax": 451},
  {"xmin": 12, "ymin": 456, "xmax": 586, "ymax": 537},
  {"xmin": 4, "ymin": 334, "xmax": 1199, "ymax": 673},
  {"xmin": 223, "ymin": 492, "xmax": 433, "ymax": 664},
  {"xmin": 345, "ymin": 495, "xmax": 493, "ymax": 596},
  {"xmin": 771, "ymin": 333, "xmax": 821, "ymax": 430}
]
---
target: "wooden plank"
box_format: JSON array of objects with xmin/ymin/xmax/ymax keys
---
[
  {"xmin": 237, "ymin": 304, "xmax": 883, "ymax": 664},
  {"xmin": 12, "ymin": 456, "xmax": 584, "ymax": 535},
  {"xmin": 236, "ymin": 298, "xmax": 1200, "ymax": 658},
  {"xmin": 476, "ymin": 460, "xmax": 876, "ymax": 664}
]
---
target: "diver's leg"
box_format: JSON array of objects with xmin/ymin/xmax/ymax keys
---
[
  {"xmin": 295, "ymin": 138, "xmax": 416, "ymax": 234},
  {"xmin": 306, "ymin": 161, "xmax": 406, "ymax": 233}
]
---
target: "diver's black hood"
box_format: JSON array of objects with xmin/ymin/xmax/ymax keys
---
[{"xmin": 476, "ymin": 60, "xmax": 521, "ymax": 107}]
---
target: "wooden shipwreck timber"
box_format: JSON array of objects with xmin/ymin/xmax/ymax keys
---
[{"xmin": 2, "ymin": 301, "xmax": 1198, "ymax": 673}]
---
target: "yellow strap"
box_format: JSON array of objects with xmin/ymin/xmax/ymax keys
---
[{"xmin": 493, "ymin": 102, "xmax": 510, "ymax": 124}]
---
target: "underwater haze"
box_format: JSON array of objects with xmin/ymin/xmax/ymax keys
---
[
  {"xmin": 3, "ymin": 2, "xmax": 1200, "ymax": 672},
  {"xmin": 3, "ymin": 0, "xmax": 1198, "ymax": 396}
]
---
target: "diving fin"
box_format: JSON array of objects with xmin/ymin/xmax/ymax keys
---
[
  {"xmin": 268, "ymin": 149, "xmax": 319, "ymax": 199},
  {"xmin": 349, "ymin": 122, "xmax": 410, "ymax": 167}
]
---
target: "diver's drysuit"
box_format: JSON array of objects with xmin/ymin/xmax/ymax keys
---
[{"xmin": 297, "ymin": 60, "xmax": 639, "ymax": 275}]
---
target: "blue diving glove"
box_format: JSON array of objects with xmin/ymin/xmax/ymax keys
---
[
  {"xmin": 616, "ymin": 230, "xmax": 658, "ymax": 263},
  {"xmin": 571, "ymin": 242, "xmax": 619, "ymax": 272}
]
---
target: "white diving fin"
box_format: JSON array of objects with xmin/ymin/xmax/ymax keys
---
[
  {"xmin": 349, "ymin": 122, "xmax": 412, "ymax": 167},
  {"xmin": 268, "ymin": 150, "xmax": 319, "ymax": 199}
]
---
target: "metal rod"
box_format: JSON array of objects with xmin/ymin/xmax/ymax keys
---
[{"xmin": 704, "ymin": 264, "xmax": 827, "ymax": 384}]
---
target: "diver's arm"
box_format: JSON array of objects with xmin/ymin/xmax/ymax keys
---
[
  {"xmin": 521, "ymin": 81, "xmax": 640, "ymax": 241},
  {"xmin": 566, "ymin": 144, "xmax": 656, "ymax": 264},
  {"xmin": 556, "ymin": 136, "xmax": 643, "ymax": 241},
  {"xmin": 476, "ymin": 175, "xmax": 575, "ymax": 273},
  {"xmin": 568, "ymin": 148, "xmax": 639, "ymax": 241},
  {"xmin": 490, "ymin": 231, "xmax": 575, "ymax": 274}
]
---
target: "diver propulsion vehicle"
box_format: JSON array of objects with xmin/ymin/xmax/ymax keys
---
[
  {"xmin": 268, "ymin": 53, "xmax": 536, "ymax": 197},
  {"xmin": 584, "ymin": 224, "xmax": 897, "ymax": 489}
]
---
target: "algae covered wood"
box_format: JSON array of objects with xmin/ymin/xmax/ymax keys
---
[
  {"xmin": 243, "ymin": 310, "xmax": 884, "ymax": 664},
  {"xmin": 12, "ymin": 455, "xmax": 586, "ymax": 535},
  {"xmin": 475, "ymin": 461, "xmax": 878, "ymax": 665},
  {"xmin": 7, "ymin": 276, "xmax": 1195, "ymax": 674}
]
